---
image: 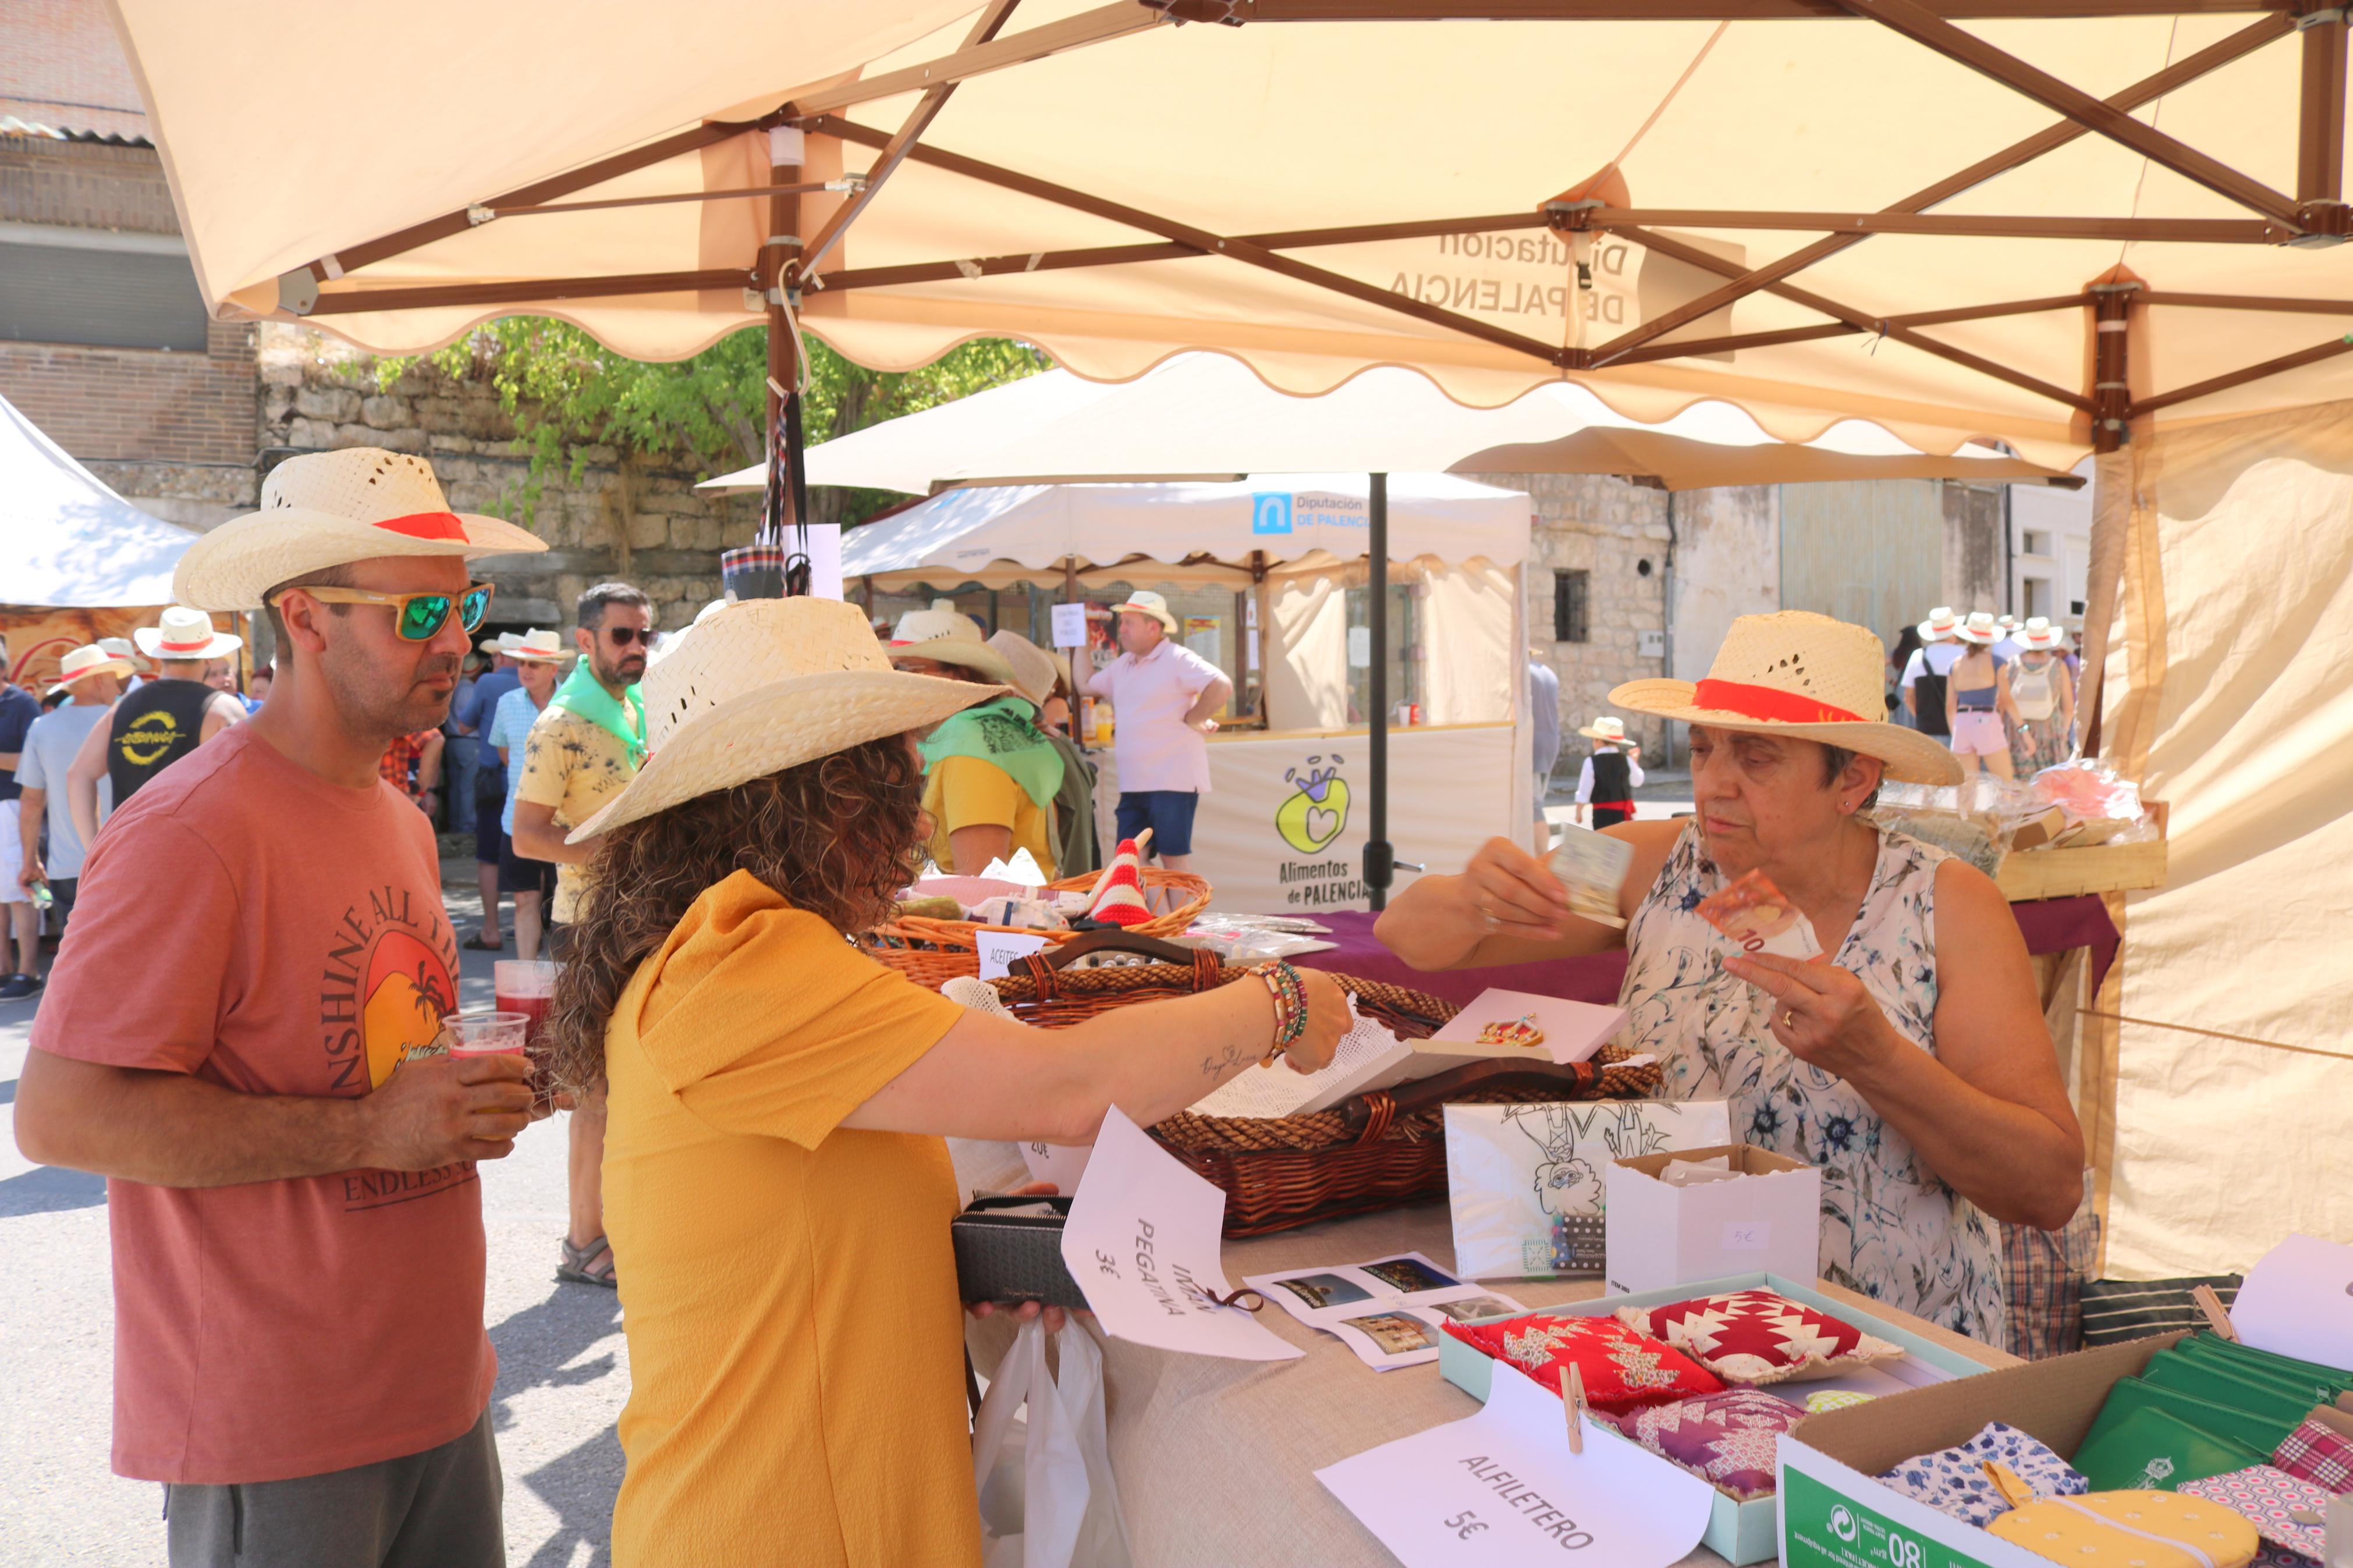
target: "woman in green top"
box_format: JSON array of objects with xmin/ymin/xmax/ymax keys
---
[{"xmin": 888, "ymin": 603, "xmax": 1067, "ymax": 876}]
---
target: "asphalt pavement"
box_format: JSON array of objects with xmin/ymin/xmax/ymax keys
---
[{"xmin": 0, "ymin": 840, "xmax": 628, "ymax": 1567}]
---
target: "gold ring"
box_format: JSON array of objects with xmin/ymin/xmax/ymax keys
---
[{"xmin": 1781, "ymin": 1009, "xmax": 1798, "ymax": 1031}]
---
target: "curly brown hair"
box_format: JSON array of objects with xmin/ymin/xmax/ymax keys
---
[{"xmin": 541, "ymin": 734, "xmax": 927, "ymax": 1094}]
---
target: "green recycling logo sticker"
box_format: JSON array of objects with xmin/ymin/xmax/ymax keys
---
[{"xmin": 1275, "ymin": 755, "xmax": 1351, "ymax": 854}]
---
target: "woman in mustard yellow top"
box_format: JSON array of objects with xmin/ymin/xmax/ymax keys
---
[
  {"xmin": 889, "ymin": 600, "xmax": 1067, "ymax": 876},
  {"xmin": 541, "ymin": 598, "xmax": 1346, "ymax": 1568}
]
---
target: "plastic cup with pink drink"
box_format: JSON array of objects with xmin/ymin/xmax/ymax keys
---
[{"xmin": 446, "ymin": 1011, "xmax": 531, "ymax": 1058}]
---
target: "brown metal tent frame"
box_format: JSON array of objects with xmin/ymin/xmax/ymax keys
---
[
  {"xmin": 260, "ymin": 0, "xmax": 2352, "ymax": 903},
  {"xmin": 278, "ymin": 0, "xmax": 2351, "ymax": 483}
]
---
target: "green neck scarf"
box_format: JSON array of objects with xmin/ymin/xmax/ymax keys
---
[
  {"xmin": 918, "ymin": 695, "xmax": 1063, "ymax": 809},
  {"xmin": 547, "ymin": 658, "xmax": 647, "ymax": 765}
]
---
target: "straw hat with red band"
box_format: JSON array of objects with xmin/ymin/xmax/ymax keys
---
[
  {"xmin": 173, "ymin": 447, "xmax": 545, "ymax": 611},
  {"xmin": 1609, "ymin": 610, "xmax": 1962, "ymax": 786},
  {"xmin": 133, "ymin": 605, "xmax": 243, "ymax": 661}
]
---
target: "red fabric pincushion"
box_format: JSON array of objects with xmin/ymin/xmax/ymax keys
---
[
  {"xmin": 1441, "ymin": 1313, "xmax": 1725, "ymax": 1412},
  {"xmin": 1615, "ymin": 1289, "xmax": 1904, "ymax": 1386}
]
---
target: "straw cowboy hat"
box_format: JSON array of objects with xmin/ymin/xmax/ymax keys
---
[
  {"xmin": 1110, "ymin": 590, "xmax": 1180, "ymax": 635},
  {"xmin": 1953, "ymin": 611, "xmax": 2001, "ymax": 646},
  {"xmin": 1916, "ymin": 606, "xmax": 1961, "ymax": 642},
  {"xmin": 986, "ymin": 630, "xmax": 1064, "ymax": 710},
  {"xmin": 174, "ymin": 447, "xmax": 545, "ymax": 611},
  {"xmin": 1576, "ymin": 716, "xmax": 1639, "ymax": 748},
  {"xmin": 48, "ymin": 642, "xmax": 136, "ymax": 695},
  {"xmin": 1610, "ymin": 610, "xmax": 1962, "ymax": 785},
  {"xmin": 134, "ymin": 605, "xmax": 243, "ymax": 661},
  {"xmin": 505, "ymin": 628, "xmax": 574, "ymax": 664},
  {"xmin": 890, "ymin": 599, "xmax": 1019, "ymax": 687},
  {"xmin": 569, "ymin": 597, "xmax": 1007, "ymax": 842}
]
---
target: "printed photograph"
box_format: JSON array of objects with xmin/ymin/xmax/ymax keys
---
[
  {"xmin": 1343, "ymin": 1313, "xmax": 1437, "ymax": 1356},
  {"xmin": 1272, "ymin": 1272, "xmax": 1373, "ymax": 1311},
  {"xmin": 1426, "ymin": 1296, "xmax": 1521, "ymax": 1324},
  {"xmin": 1362, "ymin": 1256, "xmax": 1459, "ymax": 1295}
]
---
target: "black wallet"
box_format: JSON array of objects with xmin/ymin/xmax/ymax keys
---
[{"xmin": 952, "ymin": 1194, "xmax": 1091, "ymax": 1310}]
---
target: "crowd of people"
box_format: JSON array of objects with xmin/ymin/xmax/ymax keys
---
[
  {"xmin": 1890, "ymin": 606, "xmax": 2081, "ymax": 778},
  {"xmin": 2, "ymin": 446, "xmax": 2088, "ymax": 1568}
]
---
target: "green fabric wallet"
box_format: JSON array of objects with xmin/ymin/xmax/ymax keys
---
[
  {"xmin": 2142, "ymin": 1350, "xmax": 2330, "ymax": 1431},
  {"xmin": 2176, "ymin": 1332, "xmax": 2353, "ymax": 1406},
  {"xmin": 2070, "ymin": 1399, "xmax": 2270, "ymax": 1492},
  {"xmin": 2080, "ymin": 1374, "xmax": 2299, "ymax": 1463}
]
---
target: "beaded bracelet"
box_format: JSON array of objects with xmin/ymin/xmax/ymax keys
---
[{"xmin": 1247, "ymin": 959, "xmax": 1309, "ymax": 1065}]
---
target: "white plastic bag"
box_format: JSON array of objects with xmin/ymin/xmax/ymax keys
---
[{"xmin": 973, "ymin": 1318, "xmax": 1134, "ymax": 1568}]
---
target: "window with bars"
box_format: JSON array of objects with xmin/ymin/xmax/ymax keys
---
[{"xmin": 1553, "ymin": 570, "xmax": 1589, "ymax": 643}]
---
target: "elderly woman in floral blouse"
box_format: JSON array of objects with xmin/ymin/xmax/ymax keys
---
[{"xmin": 1379, "ymin": 612, "xmax": 2082, "ymax": 1350}]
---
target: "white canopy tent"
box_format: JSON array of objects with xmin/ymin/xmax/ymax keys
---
[
  {"xmin": 1, "ymin": 392, "xmax": 194, "ymax": 607},
  {"xmin": 849, "ymin": 472, "xmax": 1534, "ymax": 912},
  {"xmin": 708, "ymin": 355, "xmax": 2075, "ymax": 494}
]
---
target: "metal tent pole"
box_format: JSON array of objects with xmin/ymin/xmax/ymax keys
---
[{"xmin": 1365, "ymin": 472, "xmax": 1393, "ymax": 912}]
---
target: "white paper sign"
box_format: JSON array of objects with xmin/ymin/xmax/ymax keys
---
[
  {"xmin": 977, "ymin": 930, "xmax": 1050, "ymax": 980},
  {"xmin": 2231, "ymin": 1233, "xmax": 2353, "ymax": 1373},
  {"xmin": 802, "ymin": 524, "xmax": 843, "ymax": 601},
  {"xmin": 1060, "ymin": 1107, "xmax": 1304, "ymax": 1361},
  {"xmin": 1316, "ymin": 1363, "xmax": 1716, "ymax": 1568},
  {"xmin": 1017, "ymin": 1139, "xmax": 1094, "ymax": 1193},
  {"xmin": 1348, "ymin": 624, "xmax": 1373, "ymax": 669},
  {"xmin": 1051, "ymin": 602, "xmax": 1089, "ymax": 648}
]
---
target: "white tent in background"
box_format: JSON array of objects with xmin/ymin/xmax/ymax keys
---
[
  {"xmin": 1, "ymin": 393, "xmax": 196, "ymax": 607},
  {"xmin": 844, "ymin": 472, "xmax": 1535, "ymax": 915},
  {"xmin": 702, "ymin": 355, "xmax": 2071, "ymax": 496}
]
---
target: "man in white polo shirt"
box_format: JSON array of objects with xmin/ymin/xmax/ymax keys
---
[{"xmin": 1083, "ymin": 591, "xmax": 1232, "ymax": 872}]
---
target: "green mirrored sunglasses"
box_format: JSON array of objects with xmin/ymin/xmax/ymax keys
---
[{"xmin": 269, "ymin": 582, "xmax": 496, "ymax": 641}]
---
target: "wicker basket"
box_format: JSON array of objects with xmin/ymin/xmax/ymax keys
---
[
  {"xmin": 988, "ymin": 944, "xmax": 1666, "ymax": 1237},
  {"xmin": 859, "ymin": 866, "xmax": 1212, "ymax": 986}
]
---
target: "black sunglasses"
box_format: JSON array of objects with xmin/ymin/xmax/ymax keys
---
[{"xmin": 601, "ymin": 625, "xmax": 651, "ymax": 646}]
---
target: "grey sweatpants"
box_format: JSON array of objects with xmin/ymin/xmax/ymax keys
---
[{"xmin": 164, "ymin": 1407, "xmax": 504, "ymax": 1568}]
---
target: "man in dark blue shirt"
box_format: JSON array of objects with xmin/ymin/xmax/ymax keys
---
[{"xmin": 0, "ymin": 641, "xmax": 47, "ymax": 997}]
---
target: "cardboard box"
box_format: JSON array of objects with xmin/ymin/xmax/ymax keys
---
[
  {"xmin": 1780, "ymin": 1333, "xmax": 2188, "ymax": 1568},
  {"xmin": 1439, "ymin": 1272, "xmax": 2000, "ymax": 1565},
  {"xmin": 1605, "ymin": 1143, "xmax": 1823, "ymax": 1297}
]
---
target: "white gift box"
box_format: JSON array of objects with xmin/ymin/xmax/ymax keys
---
[{"xmin": 1604, "ymin": 1142, "xmax": 1824, "ymax": 1297}]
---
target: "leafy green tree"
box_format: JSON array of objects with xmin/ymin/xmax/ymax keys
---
[{"xmin": 382, "ymin": 321, "xmax": 1045, "ymax": 527}]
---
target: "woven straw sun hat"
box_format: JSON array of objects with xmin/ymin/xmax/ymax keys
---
[
  {"xmin": 1110, "ymin": 589, "xmax": 1180, "ymax": 635},
  {"xmin": 1915, "ymin": 605, "xmax": 1961, "ymax": 642},
  {"xmin": 1577, "ymin": 715, "xmax": 1637, "ymax": 745},
  {"xmin": 134, "ymin": 605, "xmax": 244, "ymax": 660},
  {"xmin": 174, "ymin": 447, "xmax": 545, "ymax": 611},
  {"xmin": 985, "ymin": 629, "xmax": 1064, "ymax": 710},
  {"xmin": 567, "ymin": 597, "xmax": 1009, "ymax": 842},
  {"xmin": 1610, "ymin": 610, "xmax": 1962, "ymax": 785},
  {"xmin": 1953, "ymin": 610, "xmax": 2001, "ymax": 646},
  {"xmin": 52, "ymin": 642, "xmax": 137, "ymax": 688},
  {"xmin": 890, "ymin": 598, "xmax": 1019, "ymax": 687},
  {"xmin": 2016, "ymin": 616, "xmax": 2068, "ymax": 652},
  {"xmin": 506, "ymin": 628, "xmax": 574, "ymax": 664}
]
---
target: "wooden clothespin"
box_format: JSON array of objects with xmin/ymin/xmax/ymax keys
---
[
  {"xmin": 1564, "ymin": 1364, "xmax": 1587, "ymax": 1457},
  {"xmin": 2190, "ymin": 1283, "xmax": 2240, "ymax": 1342}
]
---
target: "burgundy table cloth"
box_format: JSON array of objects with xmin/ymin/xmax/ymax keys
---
[{"xmin": 1286, "ymin": 896, "xmax": 2118, "ymax": 1010}]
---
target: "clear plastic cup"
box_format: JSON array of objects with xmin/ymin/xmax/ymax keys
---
[{"xmin": 446, "ymin": 1011, "xmax": 530, "ymax": 1058}]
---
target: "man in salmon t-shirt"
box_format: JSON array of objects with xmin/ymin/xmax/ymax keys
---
[{"xmin": 15, "ymin": 449, "xmax": 551, "ymax": 1568}]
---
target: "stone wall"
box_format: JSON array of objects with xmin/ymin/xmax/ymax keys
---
[
  {"xmin": 1467, "ymin": 471, "xmax": 1675, "ymax": 766},
  {"xmin": 254, "ymin": 324, "xmax": 760, "ymax": 634}
]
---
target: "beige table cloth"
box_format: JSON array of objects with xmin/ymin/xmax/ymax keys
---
[{"xmin": 957, "ymin": 1143, "xmax": 2018, "ymax": 1568}]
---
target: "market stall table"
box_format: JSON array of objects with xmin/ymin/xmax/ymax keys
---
[
  {"xmin": 1282, "ymin": 897, "xmax": 2121, "ymax": 1011},
  {"xmin": 960, "ymin": 1188, "xmax": 2017, "ymax": 1568}
]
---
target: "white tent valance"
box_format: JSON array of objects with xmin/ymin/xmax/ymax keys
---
[
  {"xmin": 840, "ymin": 471, "xmax": 1532, "ymax": 579},
  {"xmin": 707, "ymin": 354, "xmax": 2068, "ymax": 496},
  {"xmin": 1, "ymin": 393, "xmax": 196, "ymax": 608}
]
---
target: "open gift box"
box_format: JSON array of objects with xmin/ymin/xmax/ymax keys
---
[
  {"xmin": 1438, "ymin": 1272, "xmax": 2004, "ymax": 1565},
  {"xmin": 1779, "ymin": 1331, "xmax": 2353, "ymax": 1568}
]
